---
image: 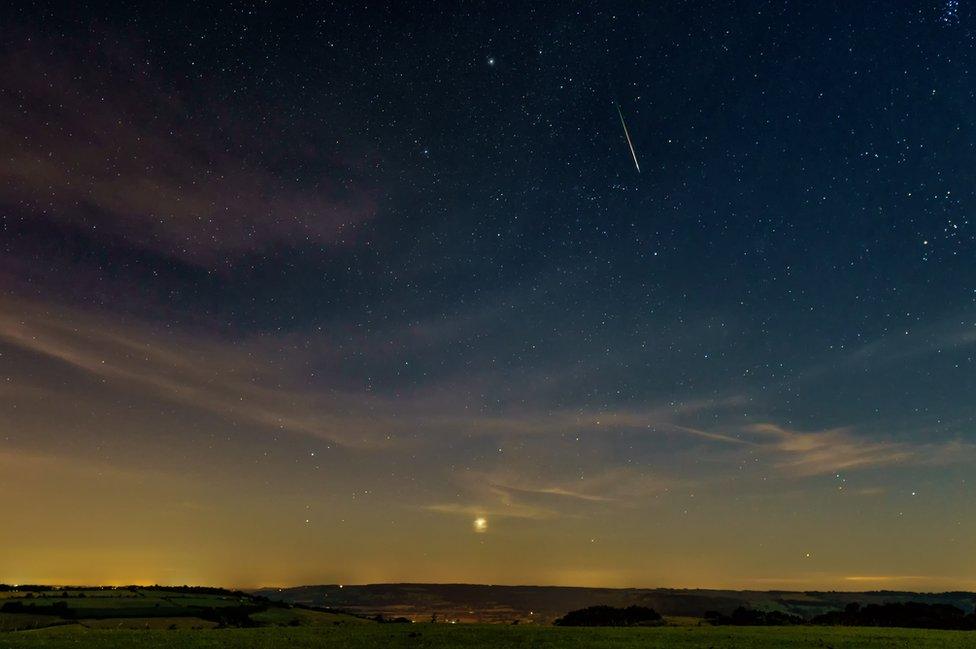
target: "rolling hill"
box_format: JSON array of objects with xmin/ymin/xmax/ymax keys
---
[{"xmin": 251, "ymin": 584, "xmax": 976, "ymax": 624}]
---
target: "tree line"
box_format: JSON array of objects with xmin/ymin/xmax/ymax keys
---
[
  {"xmin": 704, "ymin": 602, "xmax": 976, "ymax": 630},
  {"xmin": 554, "ymin": 601, "xmax": 976, "ymax": 630}
]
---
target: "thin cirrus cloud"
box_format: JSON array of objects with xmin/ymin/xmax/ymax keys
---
[
  {"xmin": 0, "ymin": 39, "xmax": 376, "ymax": 264},
  {"xmin": 424, "ymin": 466, "xmax": 684, "ymax": 522},
  {"xmin": 0, "ymin": 296, "xmax": 397, "ymax": 449},
  {"xmin": 485, "ymin": 466, "xmax": 680, "ymax": 505},
  {"xmin": 744, "ymin": 423, "xmax": 973, "ymax": 476},
  {"xmin": 0, "ymin": 295, "xmax": 753, "ymax": 452},
  {"xmin": 420, "ymin": 421, "xmax": 973, "ymax": 525},
  {"xmin": 4, "ymin": 294, "xmax": 970, "ymax": 488},
  {"xmin": 424, "ymin": 502, "xmax": 558, "ymax": 522}
]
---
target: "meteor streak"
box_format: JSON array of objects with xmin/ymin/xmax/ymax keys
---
[{"xmin": 616, "ymin": 104, "xmax": 641, "ymax": 173}]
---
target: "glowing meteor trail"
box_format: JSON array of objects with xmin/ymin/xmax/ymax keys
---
[{"xmin": 616, "ymin": 104, "xmax": 641, "ymax": 173}]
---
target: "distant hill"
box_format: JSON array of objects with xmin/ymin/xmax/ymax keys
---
[
  {"xmin": 0, "ymin": 586, "xmax": 368, "ymax": 631},
  {"xmin": 249, "ymin": 584, "xmax": 976, "ymax": 624}
]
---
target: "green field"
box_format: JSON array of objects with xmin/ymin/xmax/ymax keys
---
[
  {"xmin": 2, "ymin": 623, "xmax": 976, "ymax": 648},
  {"xmin": 3, "ymin": 588, "xmax": 976, "ymax": 647}
]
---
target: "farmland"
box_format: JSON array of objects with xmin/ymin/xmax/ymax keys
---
[
  {"xmin": 3, "ymin": 621, "xmax": 976, "ymax": 648},
  {"xmin": 2, "ymin": 587, "xmax": 976, "ymax": 648}
]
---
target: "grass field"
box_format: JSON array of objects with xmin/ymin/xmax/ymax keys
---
[
  {"xmin": 3, "ymin": 623, "xmax": 976, "ymax": 648},
  {"xmin": 4, "ymin": 588, "xmax": 976, "ymax": 647}
]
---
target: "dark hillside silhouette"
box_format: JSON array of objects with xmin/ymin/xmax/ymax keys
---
[
  {"xmin": 704, "ymin": 601, "xmax": 976, "ymax": 630},
  {"xmin": 705, "ymin": 607, "xmax": 804, "ymax": 626},
  {"xmin": 554, "ymin": 605, "xmax": 662, "ymax": 626},
  {"xmin": 813, "ymin": 602, "xmax": 976, "ymax": 630},
  {"xmin": 253, "ymin": 584, "xmax": 976, "ymax": 624}
]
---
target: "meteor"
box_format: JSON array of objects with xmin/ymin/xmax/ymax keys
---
[{"xmin": 616, "ymin": 104, "xmax": 641, "ymax": 173}]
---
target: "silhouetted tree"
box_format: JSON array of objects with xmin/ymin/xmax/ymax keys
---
[
  {"xmin": 705, "ymin": 607, "xmax": 802, "ymax": 626},
  {"xmin": 554, "ymin": 605, "xmax": 662, "ymax": 626},
  {"xmin": 812, "ymin": 601, "xmax": 975, "ymax": 630}
]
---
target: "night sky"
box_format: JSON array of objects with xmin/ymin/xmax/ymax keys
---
[{"xmin": 1, "ymin": 2, "xmax": 974, "ymax": 590}]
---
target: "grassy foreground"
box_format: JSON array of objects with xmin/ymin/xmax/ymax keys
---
[{"xmin": 4, "ymin": 623, "xmax": 976, "ymax": 648}]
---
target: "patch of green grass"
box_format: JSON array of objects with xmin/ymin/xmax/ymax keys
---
[
  {"xmin": 662, "ymin": 615, "xmax": 704, "ymax": 626},
  {"xmin": 4, "ymin": 624, "xmax": 976, "ymax": 648},
  {"xmin": 250, "ymin": 606, "xmax": 370, "ymax": 627},
  {"xmin": 78, "ymin": 617, "xmax": 218, "ymax": 630},
  {"xmin": 0, "ymin": 613, "xmax": 70, "ymax": 632},
  {"xmin": 0, "ymin": 589, "xmax": 256, "ymax": 621},
  {"xmin": 7, "ymin": 597, "xmax": 173, "ymax": 608},
  {"xmin": 157, "ymin": 596, "xmax": 249, "ymax": 608}
]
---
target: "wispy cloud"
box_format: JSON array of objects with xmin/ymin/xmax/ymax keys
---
[
  {"xmin": 6, "ymin": 293, "xmax": 968, "ymax": 487},
  {"xmin": 786, "ymin": 316, "xmax": 976, "ymax": 388},
  {"xmin": 0, "ymin": 38, "xmax": 376, "ymax": 264},
  {"xmin": 423, "ymin": 502, "xmax": 557, "ymax": 521},
  {"xmin": 844, "ymin": 319, "xmax": 976, "ymax": 366},
  {"xmin": 744, "ymin": 423, "xmax": 976, "ymax": 476},
  {"xmin": 485, "ymin": 467, "xmax": 679, "ymax": 504},
  {"xmin": 424, "ymin": 465, "xmax": 683, "ymax": 523},
  {"xmin": 0, "ymin": 296, "xmax": 747, "ymax": 451},
  {"xmin": 662, "ymin": 423, "xmax": 755, "ymax": 446},
  {"xmin": 747, "ymin": 423, "xmax": 916, "ymax": 476},
  {"xmin": 0, "ymin": 296, "xmax": 394, "ymax": 448}
]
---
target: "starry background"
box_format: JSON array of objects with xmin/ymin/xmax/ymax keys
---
[{"xmin": 0, "ymin": 1, "xmax": 974, "ymax": 589}]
